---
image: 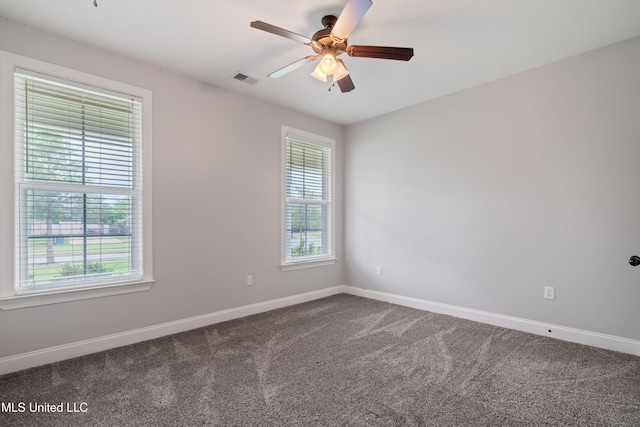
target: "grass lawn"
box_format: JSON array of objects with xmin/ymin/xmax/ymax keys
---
[
  {"xmin": 26, "ymin": 236, "xmax": 132, "ymax": 284},
  {"xmin": 29, "ymin": 258, "xmax": 131, "ymax": 284}
]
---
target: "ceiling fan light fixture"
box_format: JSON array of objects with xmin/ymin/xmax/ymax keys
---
[
  {"xmin": 318, "ymin": 48, "xmax": 338, "ymax": 75},
  {"xmin": 311, "ymin": 64, "xmax": 328, "ymax": 82}
]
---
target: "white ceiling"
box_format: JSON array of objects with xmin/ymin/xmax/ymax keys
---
[{"xmin": 1, "ymin": 0, "xmax": 640, "ymax": 125}]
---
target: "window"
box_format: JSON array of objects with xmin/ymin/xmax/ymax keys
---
[
  {"xmin": 0, "ymin": 52, "xmax": 153, "ymax": 309},
  {"xmin": 281, "ymin": 126, "xmax": 335, "ymax": 269}
]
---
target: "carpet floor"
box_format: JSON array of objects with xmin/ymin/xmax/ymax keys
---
[{"xmin": 1, "ymin": 294, "xmax": 639, "ymax": 426}]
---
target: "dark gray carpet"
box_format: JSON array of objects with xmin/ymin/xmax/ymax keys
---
[{"xmin": 1, "ymin": 294, "xmax": 639, "ymax": 426}]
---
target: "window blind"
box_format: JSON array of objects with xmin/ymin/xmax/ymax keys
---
[
  {"xmin": 14, "ymin": 68, "xmax": 144, "ymax": 292},
  {"xmin": 284, "ymin": 137, "xmax": 332, "ymax": 262}
]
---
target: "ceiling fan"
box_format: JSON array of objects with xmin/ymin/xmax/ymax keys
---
[{"xmin": 250, "ymin": 0, "xmax": 414, "ymax": 92}]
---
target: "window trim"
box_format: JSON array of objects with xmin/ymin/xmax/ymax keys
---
[
  {"xmin": 0, "ymin": 50, "xmax": 154, "ymax": 310},
  {"xmin": 280, "ymin": 126, "xmax": 336, "ymax": 270}
]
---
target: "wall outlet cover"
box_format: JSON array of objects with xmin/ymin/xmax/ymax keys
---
[{"xmin": 544, "ymin": 286, "xmax": 555, "ymax": 300}]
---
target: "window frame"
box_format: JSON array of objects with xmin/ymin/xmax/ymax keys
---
[
  {"xmin": 280, "ymin": 126, "xmax": 336, "ymax": 270},
  {"xmin": 0, "ymin": 51, "xmax": 153, "ymax": 310}
]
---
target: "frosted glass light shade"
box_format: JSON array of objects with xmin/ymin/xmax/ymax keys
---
[
  {"xmin": 334, "ymin": 59, "xmax": 349, "ymax": 81},
  {"xmin": 311, "ymin": 64, "xmax": 327, "ymax": 81},
  {"xmin": 318, "ymin": 49, "xmax": 338, "ymax": 75}
]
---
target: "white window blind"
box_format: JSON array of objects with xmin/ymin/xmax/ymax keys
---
[
  {"xmin": 284, "ymin": 133, "xmax": 333, "ymax": 264},
  {"xmin": 14, "ymin": 68, "xmax": 144, "ymax": 293}
]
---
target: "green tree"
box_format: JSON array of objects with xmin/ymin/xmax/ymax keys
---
[
  {"xmin": 100, "ymin": 198, "xmax": 131, "ymax": 226},
  {"xmin": 26, "ymin": 131, "xmax": 81, "ymax": 263},
  {"xmin": 289, "ymin": 185, "xmax": 323, "ymax": 233}
]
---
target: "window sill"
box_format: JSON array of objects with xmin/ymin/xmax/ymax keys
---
[
  {"xmin": 280, "ymin": 258, "xmax": 337, "ymax": 271},
  {"xmin": 0, "ymin": 280, "xmax": 155, "ymax": 310}
]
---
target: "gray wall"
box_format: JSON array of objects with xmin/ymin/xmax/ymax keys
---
[
  {"xmin": 0, "ymin": 20, "xmax": 344, "ymax": 358},
  {"xmin": 2, "ymin": 17, "xmax": 639, "ymax": 361},
  {"xmin": 345, "ymin": 37, "xmax": 640, "ymax": 341}
]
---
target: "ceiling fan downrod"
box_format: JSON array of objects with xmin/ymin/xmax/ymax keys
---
[{"xmin": 322, "ymin": 15, "xmax": 337, "ymax": 30}]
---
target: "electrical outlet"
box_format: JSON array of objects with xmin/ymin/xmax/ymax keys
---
[
  {"xmin": 544, "ymin": 286, "xmax": 555, "ymax": 300},
  {"xmin": 376, "ymin": 266, "xmax": 382, "ymax": 276},
  {"xmin": 247, "ymin": 275, "xmax": 253, "ymax": 286}
]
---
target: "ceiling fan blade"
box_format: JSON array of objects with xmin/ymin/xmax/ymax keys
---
[
  {"xmin": 268, "ymin": 56, "xmax": 318, "ymax": 79},
  {"xmin": 250, "ymin": 21, "xmax": 311, "ymax": 45},
  {"xmin": 337, "ymin": 74, "xmax": 355, "ymax": 93},
  {"xmin": 331, "ymin": 0, "xmax": 373, "ymax": 43},
  {"xmin": 347, "ymin": 45, "xmax": 414, "ymax": 61}
]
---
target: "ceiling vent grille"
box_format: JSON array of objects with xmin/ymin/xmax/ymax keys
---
[{"xmin": 233, "ymin": 73, "xmax": 258, "ymax": 85}]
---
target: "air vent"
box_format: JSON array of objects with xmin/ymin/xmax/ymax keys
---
[{"xmin": 233, "ymin": 72, "xmax": 258, "ymax": 85}]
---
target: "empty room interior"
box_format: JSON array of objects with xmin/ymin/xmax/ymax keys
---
[{"xmin": 1, "ymin": 0, "xmax": 639, "ymax": 425}]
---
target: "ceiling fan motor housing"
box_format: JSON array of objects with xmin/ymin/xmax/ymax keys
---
[{"xmin": 312, "ymin": 15, "xmax": 347, "ymax": 53}]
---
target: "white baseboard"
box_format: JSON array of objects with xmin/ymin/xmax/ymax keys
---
[
  {"xmin": 0, "ymin": 285, "xmax": 348, "ymax": 376},
  {"xmin": 2, "ymin": 284, "xmax": 638, "ymax": 376},
  {"xmin": 342, "ymin": 286, "xmax": 640, "ymax": 357}
]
